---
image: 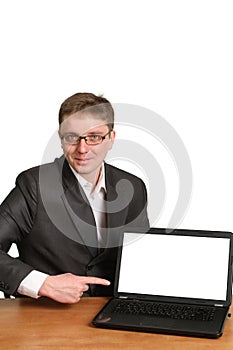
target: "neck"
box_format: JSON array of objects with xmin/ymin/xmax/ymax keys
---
[{"xmin": 79, "ymin": 166, "xmax": 102, "ymax": 188}]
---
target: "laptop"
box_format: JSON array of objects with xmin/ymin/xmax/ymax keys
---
[{"xmin": 92, "ymin": 228, "xmax": 233, "ymax": 338}]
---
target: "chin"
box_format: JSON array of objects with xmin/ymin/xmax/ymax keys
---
[{"xmin": 73, "ymin": 163, "xmax": 90, "ymax": 174}]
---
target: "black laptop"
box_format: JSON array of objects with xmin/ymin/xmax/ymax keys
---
[{"xmin": 92, "ymin": 228, "xmax": 232, "ymax": 338}]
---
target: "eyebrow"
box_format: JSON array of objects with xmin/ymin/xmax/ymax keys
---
[
  {"xmin": 65, "ymin": 128, "xmax": 108, "ymax": 135},
  {"xmin": 87, "ymin": 130, "xmax": 107, "ymax": 134}
]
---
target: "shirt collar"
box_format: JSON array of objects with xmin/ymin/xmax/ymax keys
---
[{"xmin": 69, "ymin": 163, "xmax": 106, "ymax": 193}]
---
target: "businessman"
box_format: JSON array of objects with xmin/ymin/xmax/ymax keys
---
[{"xmin": 0, "ymin": 92, "xmax": 149, "ymax": 303}]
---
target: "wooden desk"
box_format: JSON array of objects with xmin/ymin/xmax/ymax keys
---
[{"xmin": 0, "ymin": 297, "xmax": 232, "ymax": 350}]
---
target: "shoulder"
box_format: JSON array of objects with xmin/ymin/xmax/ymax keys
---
[
  {"xmin": 16, "ymin": 156, "xmax": 64, "ymax": 186},
  {"xmin": 104, "ymin": 162, "xmax": 146, "ymax": 186}
]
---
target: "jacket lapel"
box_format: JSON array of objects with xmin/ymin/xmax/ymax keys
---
[
  {"xmin": 104, "ymin": 164, "xmax": 129, "ymax": 248},
  {"xmin": 59, "ymin": 157, "xmax": 98, "ymax": 257}
]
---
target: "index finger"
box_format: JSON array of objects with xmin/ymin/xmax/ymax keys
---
[{"xmin": 80, "ymin": 276, "xmax": 111, "ymax": 286}]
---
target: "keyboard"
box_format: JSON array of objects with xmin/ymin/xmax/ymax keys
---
[{"xmin": 112, "ymin": 300, "xmax": 216, "ymax": 321}]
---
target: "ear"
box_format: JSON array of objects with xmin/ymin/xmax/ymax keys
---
[
  {"xmin": 108, "ymin": 130, "xmax": 116, "ymax": 150},
  {"xmin": 58, "ymin": 130, "xmax": 63, "ymax": 149}
]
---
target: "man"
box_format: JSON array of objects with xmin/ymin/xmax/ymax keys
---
[{"xmin": 0, "ymin": 92, "xmax": 149, "ymax": 303}]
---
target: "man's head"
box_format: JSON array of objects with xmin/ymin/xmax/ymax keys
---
[{"xmin": 58, "ymin": 92, "xmax": 116, "ymax": 184}]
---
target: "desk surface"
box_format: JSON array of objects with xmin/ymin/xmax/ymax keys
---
[{"xmin": 0, "ymin": 297, "xmax": 232, "ymax": 350}]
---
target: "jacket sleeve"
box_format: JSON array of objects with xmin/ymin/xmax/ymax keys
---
[{"xmin": 0, "ymin": 171, "xmax": 38, "ymax": 295}]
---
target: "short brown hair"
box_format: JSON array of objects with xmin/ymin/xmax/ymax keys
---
[{"xmin": 58, "ymin": 92, "xmax": 114, "ymax": 130}]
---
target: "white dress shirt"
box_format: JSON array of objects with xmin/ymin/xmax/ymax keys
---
[
  {"xmin": 73, "ymin": 164, "xmax": 107, "ymax": 249},
  {"xmin": 17, "ymin": 163, "xmax": 107, "ymax": 298}
]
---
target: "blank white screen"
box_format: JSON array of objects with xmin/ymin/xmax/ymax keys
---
[{"xmin": 118, "ymin": 233, "xmax": 230, "ymax": 301}]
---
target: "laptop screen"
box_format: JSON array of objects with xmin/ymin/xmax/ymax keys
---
[{"xmin": 117, "ymin": 232, "xmax": 231, "ymax": 301}]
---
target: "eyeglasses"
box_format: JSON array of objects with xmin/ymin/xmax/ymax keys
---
[{"xmin": 61, "ymin": 130, "xmax": 112, "ymax": 146}]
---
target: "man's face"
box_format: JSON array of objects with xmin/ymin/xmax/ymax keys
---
[{"xmin": 59, "ymin": 113, "xmax": 115, "ymax": 183}]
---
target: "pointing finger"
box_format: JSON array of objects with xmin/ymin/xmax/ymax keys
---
[{"xmin": 79, "ymin": 276, "xmax": 111, "ymax": 286}]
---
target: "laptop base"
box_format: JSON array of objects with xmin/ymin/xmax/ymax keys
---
[{"xmin": 92, "ymin": 298, "xmax": 229, "ymax": 338}]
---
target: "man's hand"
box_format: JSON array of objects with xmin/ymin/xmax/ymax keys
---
[{"xmin": 38, "ymin": 273, "xmax": 111, "ymax": 304}]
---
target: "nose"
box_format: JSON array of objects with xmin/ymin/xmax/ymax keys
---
[{"xmin": 76, "ymin": 138, "xmax": 89, "ymax": 153}]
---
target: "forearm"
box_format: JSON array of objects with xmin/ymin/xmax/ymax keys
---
[{"xmin": 0, "ymin": 250, "xmax": 34, "ymax": 295}]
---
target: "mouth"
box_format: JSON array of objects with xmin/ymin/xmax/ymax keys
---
[{"xmin": 74, "ymin": 157, "xmax": 91, "ymax": 164}]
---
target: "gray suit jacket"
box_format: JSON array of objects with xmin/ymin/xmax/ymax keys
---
[{"xmin": 0, "ymin": 156, "xmax": 149, "ymax": 297}]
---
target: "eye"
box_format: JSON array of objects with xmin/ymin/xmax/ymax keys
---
[
  {"xmin": 63, "ymin": 134, "xmax": 79, "ymax": 143},
  {"xmin": 87, "ymin": 135, "xmax": 102, "ymax": 142}
]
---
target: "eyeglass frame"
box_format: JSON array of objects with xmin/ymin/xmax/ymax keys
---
[{"xmin": 60, "ymin": 129, "xmax": 113, "ymax": 146}]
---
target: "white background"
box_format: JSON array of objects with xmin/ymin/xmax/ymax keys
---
[{"xmin": 0, "ymin": 1, "xmax": 232, "ymax": 295}]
